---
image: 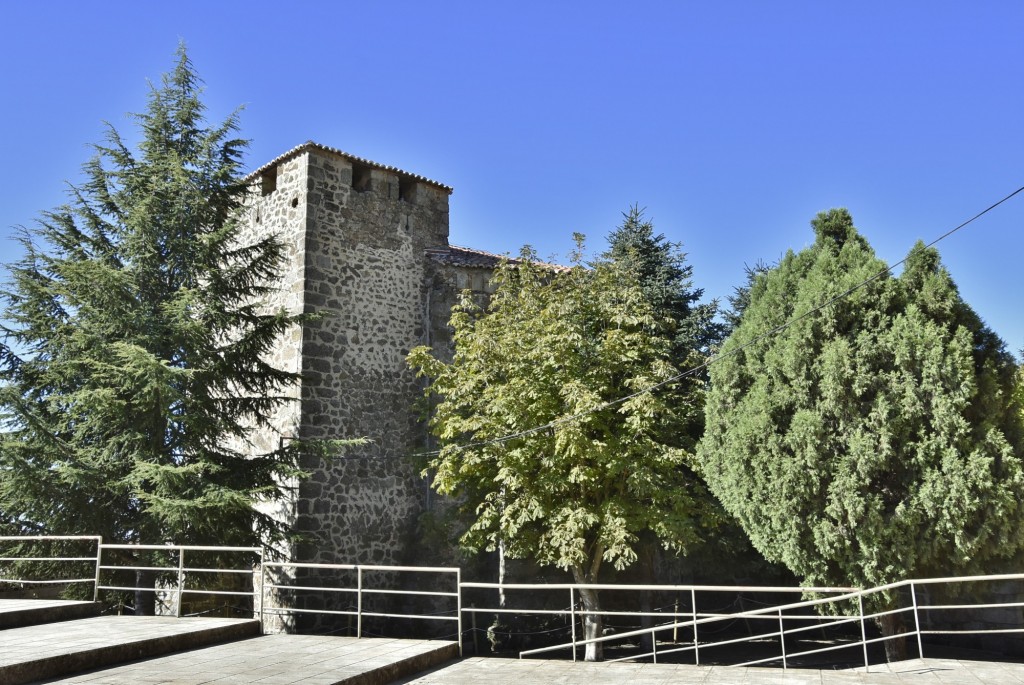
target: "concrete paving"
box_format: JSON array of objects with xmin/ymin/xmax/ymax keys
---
[
  {"xmin": 0, "ymin": 599, "xmax": 100, "ymax": 629},
  {"xmin": 37, "ymin": 635, "xmax": 459, "ymax": 685},
  {"xmin": 395, "ymin": 656, "xmax": 1024, "ymax": 684},
  {"xmin": 0, "ymin": 615, "xmax": 259, "ymax": 684}
]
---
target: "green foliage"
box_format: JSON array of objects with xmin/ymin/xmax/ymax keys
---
[
  {"xmin": 602, "ymin": 206, "xmax": 723, "ymax": 358},
  {"xmin": 408, "ymin": 238, "xmax": 717, "ymax": 582},
  {"xmin": 0, "ymin": 47, "xmax": 307, "ymax": 548},
  {"xmin": 699, "ymin": 209, "xmax": 1024, "ymax": 608}
]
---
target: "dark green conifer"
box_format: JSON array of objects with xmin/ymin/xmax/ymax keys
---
[
  {"xmin": 0, "ymin": 47, "xmax": 305, "ymax": 555},
  {"xmin": 699, "ymin": 209, "xmax": 1024, "ymax": 659}
]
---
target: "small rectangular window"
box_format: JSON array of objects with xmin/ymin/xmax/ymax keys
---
[
  {"xmin": 352, "ymin": 162, "xmax": 372, "ymax": 192},
  {"xmin": 399, "ymin": 178, "xmax": 417, "ymax": 204},
  {"xmin": 261, "ymin": 167, "xmax": 278, "ymax": 196}
]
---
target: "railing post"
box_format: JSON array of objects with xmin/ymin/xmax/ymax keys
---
[
  {"xmin": 570, "ymin": 587, "xmax": 577, "ymax": 663},
  {"xmin": 858, "ymin": 594, "xmax": 869, "ymax": 672},
  {"xmin": 652, "ymin": 627, "xmax": 658, "ymax": 663},
  {"xmin": 92, "ymin": 538, "xmax": 103, "ymax": 603},
  {"xmin": 691, "ymin": 588, "xmax": 699, "ymax": 666},
  {"xmin": 778, "ymin": 609, "xmax": 787, "ymax": 670},
  {"xmin": 176, "ymin": 547, "xmax": 185, "ymax": 618},
  {"xmin": 357, "ymin": 567, "xmax": 363, "ymax": 639},
  {"xmin": 456, "ymin": 568, "xmax": 463, "ymax": 656},
  {"xmin": 910, "ymin": 581, "xmax": 924, "ymax": 659},
  {"xmin": 673, "ymin": 598, "xmax": 679, "ymax": 643},
  {"xmin": 258, "ymin": 547, "xmax": 266, "ymax": 631}
]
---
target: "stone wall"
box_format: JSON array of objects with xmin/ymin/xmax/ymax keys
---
[
  {"xmin": 234, "ymin": 154, "xmax": 309, "ymax": 530},
  {"xmin": 241, "ymin": 144, "xmax": 457, "ymax": 575},
  {"xmin": 293, "ymin": 149, "xmax": 450, "ymax": 567}
]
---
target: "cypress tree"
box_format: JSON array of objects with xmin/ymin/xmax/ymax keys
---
[{"xmin": 699, "ymin": 209, "xmax": 1024, "ymax": 659}]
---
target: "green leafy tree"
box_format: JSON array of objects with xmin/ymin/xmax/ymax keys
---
[
  {"xmin": 408, "ymin": 238, "xmax": 716, "ymax": 660},
  {"xmin": 0, "ymin": 48, "xmax": 308, "ymax": 601},
  {"xmin": 699, "ymin": 208, "xmax": 1024, "ymax": 659}
]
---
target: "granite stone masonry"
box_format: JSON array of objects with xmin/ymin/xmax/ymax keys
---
[{"xmin": 239, "ymin": 143, "xmax": 500, "ymax": 582}]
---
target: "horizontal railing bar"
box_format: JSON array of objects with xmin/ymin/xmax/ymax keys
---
[
  {"xmin": 524, "ymin": 623, "xmax": 785, "ymax": 659},
  {"xmin": 905, "ymin": 573, "xmax": 1024, "ymax": 586},
  {"xmin": 519, "ymin": 643, "xmax": 574, "ymax": 657},
  {"xmin": 464, "ymin": 607, "xmax": 571, "ymax": 616},
  {"xmin": 0, "ymin": 535, "xmax": 102, "ymax": 541},
  {"xmin": 180, "ymin": 589, "xmax": 253, "ymax": 597},
  {"xmin": 263, "ymin": 562, "xmax": 358, "ymax": 571},
  {"xmin": 528, "ymin": 596, "xmax": 861, "ymax": 651},
  {"xmin": 0, "ymin": 556, "xmax": 96, "ymax": 562},
  {"xmin": 175, "ymin": 568, "xmax": 254, "ymax": 575},
  {"xmin": 360, "ymin": 611, "xmax": 458, "ymax": 622},
  {"xmin": 654, "ymin": 645, "xmax": 704, "ymax": 661},
  {"xmin": 786, "ymin": 640, "xmax": 864, "ymax": 660},
  {"xmin": 781, "ymin": 615, "xmax": 862, "ymax": 635},
  {"xmin": 859, "ymin": 605, "xmax": 914, "ymax": 622},
  {"xmin": 262, "ymin": 607, "xmax": 356, "ymax": 617},
  {"xmin": 361, "ymin": 588, "xmax": 458, "ymax": 598},
  {"xmin": 98, "ymin": 565, "xmax": 175, "ymax": 573},
  {"xmin": 460, "ymin": 581, "xmax": 855, "ymax": 593},
  {"xmin": 735, "ymin": 653, "xmax": 785, "ymax": 667},
  {"xmin": 0, "ymin": 578, "xmax": 93, "ymax": 584},
  {"xmin": 612, "ymin": 643, "xmax": 697, "ymax": 662},
  {"xmin": 97, "ymin": 584, "xmax": 178, "ymax": 593},
  {"xmin": 100, "ymin": 544, "xmax": 260, "ymax": 552},
  {"xmin": 265, "ymin": 584, "xmax": 358, "ymax": 594},
  {"xmin": 920, "ymin": 601, "xmax": 1024, "ymax": 611},
  {"xmin": 263, "ymin": 562, "xmax": 457, "ymax": 574},
  {"xmin": 922, "ymin": 628, "xmax": 1024, "ymax": 635}
]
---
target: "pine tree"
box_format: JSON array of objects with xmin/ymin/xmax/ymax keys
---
[
  {"xmin": 602, "ymin": 206, "xmax": 722, "ymax": 359},
  {"xmin": 0, "ymin": 48, "xmax": 305, "ymax": 564},
  {"xmin": 699, "ymin": 209, "xmax": 1024, "ymax": 659}
]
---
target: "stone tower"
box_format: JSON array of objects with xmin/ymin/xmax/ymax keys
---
[{"xmin": 241, "ymin": 142, "xmax": 500, "ymax": 568}]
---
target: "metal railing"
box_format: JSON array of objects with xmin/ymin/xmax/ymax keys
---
[
  {"xmin": 458, "ymin": 581, "xmax": 854, "ymax": 664},
  {"xmin": 261, "ymin": 561, "xmax": 461, "ymax": 653},
  {"xmin": 0, "ymin": 535, "xmax": 103, "ymax": 597},
  {"xmin": 4, "ymin": 535, "xmax": 1023, "ymax": 670},
  {"xmin": 497, "ymin": 574, "xmax": 1024, "ymax": 671},
  {"xmin": 95, "ymin": 543, "xmax": 262, "ymax": 617}
]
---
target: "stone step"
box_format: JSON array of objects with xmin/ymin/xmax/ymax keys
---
[
  {"xmin": 0, "ymin": 599, "xmax": 101, "ymax": 630},
  {"xmin": 0, "ymin": 615, "xmax": 260, "ymax": 685},
  {"xmin": 40, "ymin": 634, "xmax": 460, "ymax": 684}
]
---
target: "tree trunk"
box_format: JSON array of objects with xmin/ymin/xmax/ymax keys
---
[
  {"xmin": 577, "ymin": 585, "xmax": 603, "ymax": 661},
  {"xmin": 134, "ymin": 568, "xmax": 157, "ymax": 616},
  {"xmin": 636, "ymin": 537, "xmax": 656, "ymax": 655},
  {"xmin": 572, "ymin": 564, "xmax": 603, "ymax": 662},
  {"xmin": 877, "ymin": 611, "xmax": 907, "ymax": 662}
]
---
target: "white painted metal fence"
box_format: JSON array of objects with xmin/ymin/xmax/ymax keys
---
[{"xmin": 3, "ymin": 535, "xmax": 1022, "ymax": 670}]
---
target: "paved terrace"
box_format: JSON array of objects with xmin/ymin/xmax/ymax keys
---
[
  {"xmin": 30, "ymin": 652, "xmax": 1024, "ymax": 684},
  {"xmin": 396, "ymin": 657, "xmax": 1024, "ymax": 684}
]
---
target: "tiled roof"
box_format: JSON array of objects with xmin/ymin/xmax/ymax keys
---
[
  {"xmin": 426, "ymin": 245, "xmax": 570, "ymax": 272},
  {"xmin": 246, "ymin": 141, "xmax": 453, "ymax": 194}
]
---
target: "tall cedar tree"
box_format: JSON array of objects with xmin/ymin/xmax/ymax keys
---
[
  {"xmin": 408, "ymin": 237, "xmax": 717, "ymax": 661},
  {"xmin": 699, "ymin": 209, "xmax": 1024, "ymax": 659},
  {"xmin": 0, "ymin": 49, "xmax": 306, "ymax": 572}
]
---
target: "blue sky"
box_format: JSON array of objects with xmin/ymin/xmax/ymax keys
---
[{"xmin": 2, "ymin": 2, "xmax": 1022, "ymax": 355}]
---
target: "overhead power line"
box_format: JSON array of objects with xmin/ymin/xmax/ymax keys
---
[{"xmin": 345, "ymin": 184, "xmax": 1024, "ymax": 462}]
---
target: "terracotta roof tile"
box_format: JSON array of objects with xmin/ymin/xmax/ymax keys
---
[
  {"xmin": 246, "ymin": 141, "xmax": 453, "ymax": 194},
  {"xmin": 426, "ymin": 245, "xmax": 569, "ymax": 272}
]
